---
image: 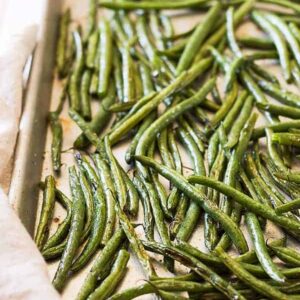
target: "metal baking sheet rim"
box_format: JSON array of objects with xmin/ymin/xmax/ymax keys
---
[{"xmin": 9, "ymin": 0, "xmax": 61, "ymax": 236}]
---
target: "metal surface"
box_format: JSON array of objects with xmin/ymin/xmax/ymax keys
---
[{"xmin": 9, "ymin": 0, "xmax": 61, "ymax": 235}]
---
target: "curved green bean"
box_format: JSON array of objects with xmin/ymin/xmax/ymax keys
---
[
  {"xmin": 76, "ymin": 229, "xmax": 126, "ymax": 300},
  {"xmin": 176, "ymin": 2, "xmax": 222, "ymax": 74},
  {"xmin": 35, "ymin": 175, "xmax": 55, "ymax": 250},
  {"xmin": 88, "ymin": 249, "xmax": 130, "ymax": 300},
  {"xmin": 71, "ymin": 185, "xmax": 106, "ymax": 273},
  {"xmin": 98, "ymin": 20, "xmax": 113, "ymax": 97},
  {"xmin": 52, "ymin": 167, "xmax": 85, "ymax": 291},
  {"xmin": 251, "ymin": 11, "xmax": 291, "ymax": 82}
]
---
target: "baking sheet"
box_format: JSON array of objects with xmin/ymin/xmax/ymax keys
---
[{"xmin": 10, "ymin": 0, "xmax": 300, "ymax": 299}]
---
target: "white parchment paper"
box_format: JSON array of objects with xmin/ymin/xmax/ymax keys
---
[{"xmin": 0, "ymin": 2, "xmax": 60, "ymax": 298}]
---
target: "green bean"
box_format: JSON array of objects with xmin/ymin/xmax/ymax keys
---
[
  {"xmin": 176, "ymin": 127, "xmax": 206, "ymax": 242},
  {"xmin": 270, "ymin": 245, "xmax": 300, "ymax": 267},
  {"xmin": 139, "ymin": 62, "xmax": 154, "ymax": 95},
  {"xmin": 208, "ymin": 90, "xmax": 248, "ymax": 168},
  {"xmin": 89, "ymin": 71, "xmax": 99, "ymax": 95},
  {"xmin": 220, "ymin": 113, "xmax": 258, "ymax": 217},
  {"xmin": 135, "ymin": 77, "xmax": 214, "ymax": 179},
  {"xmin": 111, "ymin": 91, "xmax": 157, "ymax": 131},
  {"xmin": 76, "ymin": 228, "xmax": 126, "ymax": 300},
  {"xmin": 109, "ymin": 57, "xmax": 212, "ymax": 144},
  {"xmin": 276, "ymin": 198, "xmax": 300, "ymax": 214},
  {"xmin": 113, "ymin": 48, "xmax": 124, "ymax": 102},
  {"xmin": 74, "ymin": 81, "xmax": 115, "ymax": 149},
  {"xmin": 43, "ymin": 189, "xmax": 72, "ymax": 250},
  {"xmin": 245, "ymin": 50, "xmax": 278, "ymax": 61},
  {"xmin": 251, "ymin": 11, "xmax": 291, "ymax": 82},
  {"xmin": 56, "ymin": 9, "xmax": 71, "ymax": 78},
  {"xmin": 125, "ymin": 113, "xmax": 156, "ymax": 164},
  {"xmin": 243, "ymin": 263, "xmax": 300, "ymax": 279},
  {"xmin": 187, "ymin": 175, "xmax": 300, "ymax": 234},
  {"xmin": 216, "ymin": 249, "xmax": 290, "ymax": 300},
  {"xmin": 80, "ymin": 70, "xmax": 92, "ymax": 120},
  {"xmin": 250, "ymin": 62, "xmax": 279, "ymax": 85},
  {"xmin": 205, "ymin": 149, "xmax": 226, "ymax": 251},
  {"xmin": 226, "ymin": 7, "xmax": 242, "ymax": 57},
  {"xmin": 142, "ymin": 241, "xmax": 246, "ymax": 300},
  {"xmin": 261, "ymin": 0, "xmax": 300, "ymax": 14},
  {"xmin": 100, "ymin": 0, "xmax": 211, "ymax": 10},
  {"xmin": 225, "ymin": 96, "xmax": 253, "ymax": 149},
  {"xmin": 92, "ymin": 154, "xmax": 117, "ymax": 244},
  {"xmin": 240, "ymin": 71, "xmax": 278, "ymax": 124},
  {"xmin": 171, "ymin": 194, "xmax": 189, "ymax": 236},
  {"xmin": 259, "ymin": 102, "xmax": 300, "ymax": 120},
  {"xmin": 179, "ymin": 117, "xmax": 205, "ymax": 153},
  {"xmin": 224, "ymin": 57, "xmax": 244, "ymax": 93},
  {"xmin": 88, "ymin": 249, "xmax": 130, "ymax": 300},
  {"xmin": 265, "ymin": 13, "xmax": 300, "ymax": 68},
  {"xmin": 257, "ymin": 80, "xmax": 300, "ymax": 108},
  {"xmin": 193, "ymin": 107, "xmax": 209, "ymax": 124},
  {"xmin": 158, "ymin": 40, "xmax": 186, "ymax": 58},
  {"xmin": 77, "ymin": 171, "xmax": 94, "ymax": 240},
  {"xmin": 133, "ymin": 176, "xmax": 155, "ymax": 240},
  {"xmin": 255, "ymin": 153, "xmax": 292, "ymax": 206},
  {"xmin": 119, "ymin": 167, "xmax": 139, "ymax": 217},
  {"xmin": 35, "ymin": 175, "xmax": 55, "ymax": 250},
  {"xmin": 238, "ymin": 36, "xmax": 274, "ymax": 49},
  {"xmin": 253, "ymin": 120, "xmax": 300, "ymax": 139},
  {"xmin": 136, "ymin": 156, "xmax": 248, "ymax": 253},
  {"xmin": 141, "ymin": 177, "xmax": 173, "ymax": 270},
  {"xmin": 205, "ymin": 81, "xmax": 238, "ymax": 135},
  {"xmin": 176, "ymin": 2, "xmax": 222, "ymax": 74},
  {"xmin": 151, "ymin": 173, "xmax": 172, "ymax": 220},
  {"xmin": 86, "ymin": 30, "xmax": 99, "ymax": 69},
  {"xmin": 289, "ymin": 22, "xmax": 300, "ymax": 44},
  {"xmin": 49, "ymin": 112, "xmax": 63, "ymax": 173},
  {"xmin": 236, "ymin": 237, "xmax": 286, "ymax": 264},
  {"xmin": 261, "ymin": 153, "xmax": 300, "ymax": 200},
  {"xmin": 84, "ymin": 0, "xmax": 97, "ymax": 43},
  {"xmin": 245, "ymin": 211, "xmax": 286, "ymax": 282},
  {"xmin": 265, "ymin": 128, "xmax": 288, "ymax": 173},
  {"xmin": 69, "ymin": 30, "xmax": 85, "ymax": 112},
  {"xmin": 272, "ymin": 133, "xmax": 300, "ymax": 147},
  {"xmin": 109, "ymin": 102, "xmax": 134, "ymax": 113},
  {"xmin": 71, "ymin": 185, "xmax": 106, "ymax": 273},
  {"xmin": 104, "ymin": 136, "xmax": 127, "ymax": 210},
  {"xmin": 149, "ymin": 10, "xmax": 165, "ymax": 52},
  {"xmin": 111, "ymin": 280, "xmax": 252, "ymax": 300},
  {"xmin": 195, "ymin": 0, "xmax": 255, "ymax": 60},
  {"xmin": 178, "ymin": 236, "xmax": 286, "ymax": 268},
  {"xmin": 291, "ymin": 60, "xmax": 300, "ymax": 87},
  {"xmin": 52, "ymin": 167, "xmax": 85, "ymax": 291},
  {"xmin": 136, "ymin": 14, "xmax": 164, "ymax": 75},
  {"xmin": 158, "ymin": 129, "xmax": 175, "ymax": 170},
  {"xmin": 120, "ymin": 45, "xmax": 135, "ymax": 103},
  {"xmin": 98, "ymin": 20, "xmax": 113, "ymax": 97},
  {"xmin": 116, "ymin": 202, "xmax": 155, "ymax": 277}
]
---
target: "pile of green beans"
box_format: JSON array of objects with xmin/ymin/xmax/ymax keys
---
[{"xmin": 35, "ymin": 0, "xmax": 300, "ymax": 298}]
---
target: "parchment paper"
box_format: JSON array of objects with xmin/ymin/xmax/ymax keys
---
[{"xmin": 0, "ymin": 3, "xmax": 60, "ymax": 298}]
